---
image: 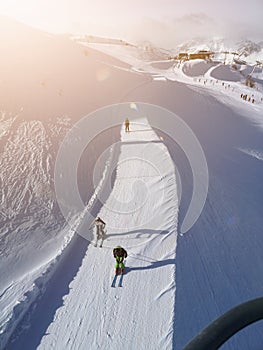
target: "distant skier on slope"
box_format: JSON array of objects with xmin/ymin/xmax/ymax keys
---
[
  {"xmin": 89, "ymin": 217, "xmax": 106, "ymax": 247},
  {"xmin": 125, "ymin": 118, "xmax": 130, "ymax": 132},
  {"xmin": 113, "ymin": 246, "xmax": 127, "ymax": 275}
]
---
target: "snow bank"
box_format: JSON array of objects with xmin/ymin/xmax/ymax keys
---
[
  {"xmin": 209, "ymin": 64, "xmax": 244, "ymax": 82},
  {"xmin": 0, "ymin": 227, "xmax": 74, "ymax": 350},
  {"xmin": 209, "ymin": 64, "xmax": 256, "ymax": 82},
  {"xmin": 182, "ymin": 60, "xmax": 217, "ymax": 77},
  {"xmin": 238, "ymin": 148, "xmax": 263, "ymax": 162}
]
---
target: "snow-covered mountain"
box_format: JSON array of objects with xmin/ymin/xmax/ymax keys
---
[
  {"xmin": 176, "ymin": 37, "xmax": 229, "ymax": 53},
  {"xmin": 237, "ymin": 39, "xmax": 262, "ymax": 56},
  {"xmin": 136, "ymin": 41, "xmax": 172, "ymax": 60},
  {"xmin": 176, "ymin": 37, "xmax": 263, "ymax": 63},
  {"xmin": 1, "ymin": 17, "xmax": 263, "ymax": 350}
]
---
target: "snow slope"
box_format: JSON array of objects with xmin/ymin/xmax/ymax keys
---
[
  {"xmin": 0, "ymin": 116, "xmax": 74, "ymax": 348},
  {"xmin": 9, "ymin": 119, "xmax": 178, "ymax": 349},
  {"xmin": 0, "ymin": 18, "xmax": 147, "ymax": 348},
  {"xmin": 182, "ymin": 60, "xmax": 218, "ymax": 77},
  {"xmin": 80, "ymin": 55, "xmax": 262, "ymax": 348},
  {"xmin": 2, "ymin": 27, "xmax": 263, "ymax": 350},
  {"xmin": 85, "ymin": 42, "xmax": 263, "ymax": 102}
]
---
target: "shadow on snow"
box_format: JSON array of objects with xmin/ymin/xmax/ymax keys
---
[{"xmin": 8, "ymin": 234, "xmax": 89, "ymax": 350}]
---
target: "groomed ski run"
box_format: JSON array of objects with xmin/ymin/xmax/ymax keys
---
[{"xmin": 34, "ymin": 118, "xmax": 178, "ymax": 350}]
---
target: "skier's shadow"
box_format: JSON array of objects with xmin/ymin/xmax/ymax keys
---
[
  {"xmin": 125, "ymin": 258, "xmax": 176, "ymax": 274},
  {"xmin": 121, "ymin": 140, "xmax": 163, "ymax": 145},
  {"xmin": 107, "ymin": 229, "xmax": 169, "ymax": 239}
]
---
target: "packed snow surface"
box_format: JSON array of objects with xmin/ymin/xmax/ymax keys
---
[{"xmin": 37, "ymin": 119, "xmax": 178, "ymax": 350}]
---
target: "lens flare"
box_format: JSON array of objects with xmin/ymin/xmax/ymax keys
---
[
  {"xmin": 130, "ymin": 103, "xmax": 138, "ymax": 111},
  {"xmin": 96, "ymin": 67, "xmax": 111, "ymax": 82}
]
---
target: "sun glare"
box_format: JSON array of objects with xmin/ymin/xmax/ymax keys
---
[{"xmin": 0, "ymin": 1, "xmax": 67, "ymax": 33}]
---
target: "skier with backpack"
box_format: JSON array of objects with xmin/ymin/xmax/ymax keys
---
[{"xmin": 113, "ymin": 246, "xmax": 127, "ymax": 275}]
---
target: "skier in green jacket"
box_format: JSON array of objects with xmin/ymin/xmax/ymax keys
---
[{"xmin": 113, "ymin": 246, "xmax": 127, "ymax": 275}]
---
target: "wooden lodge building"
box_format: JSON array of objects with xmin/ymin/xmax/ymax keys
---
[{"xmin": 174, "ymin": 50, "xmax": 214, "ymax": 61}]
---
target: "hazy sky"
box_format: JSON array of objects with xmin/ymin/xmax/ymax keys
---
[{"xmin": 0, "ymin": 0, "xmax": 262, "ymax": 45}]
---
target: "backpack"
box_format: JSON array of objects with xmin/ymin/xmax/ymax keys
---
[{"xmin": 113, "ymin": 247, "xmax": 127, "ymax": 259}]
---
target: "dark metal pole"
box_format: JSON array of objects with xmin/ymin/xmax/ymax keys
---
[{"xmin": 183, "ymin": 297, "xmax": 263, "ymax": 350}]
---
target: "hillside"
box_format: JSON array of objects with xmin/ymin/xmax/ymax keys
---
[{"xmin": 1, "ymin": 18, "xmax": 263, "ymax": 350}]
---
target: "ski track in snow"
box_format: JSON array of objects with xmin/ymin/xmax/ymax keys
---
[
  {"xmin": 238, "ymin": 147, "xmax": 263, "ymax": 161},
  {"xmin": 0, "ymin": 112, "xmax": 17, "ymax": 141},
  {"xmin": 36, "ymin": 119, "xmax": 178, "ymax": 350}
]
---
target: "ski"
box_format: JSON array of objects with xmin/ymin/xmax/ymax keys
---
[
  {"xmin": 118, "ymin": 274, "xmax": 123, "ymax": 287},
  {"xmin": 111, "ymin": 275, "xmax": 118, "ymax": 288},
  {"xmin": 111, "ymin": 274, "xmax": 124, "ymax": 287}
]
